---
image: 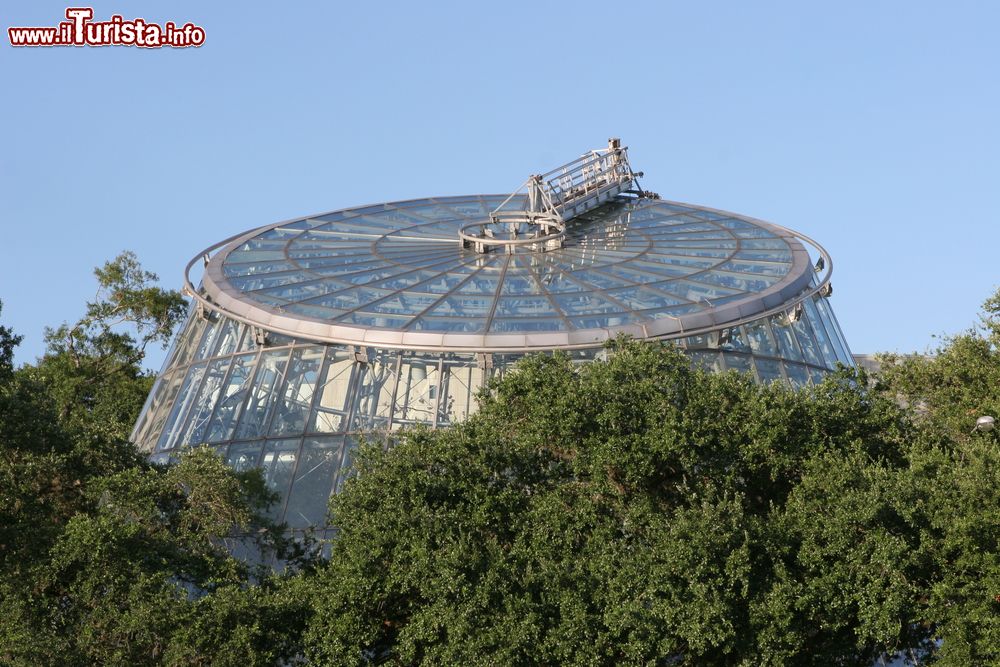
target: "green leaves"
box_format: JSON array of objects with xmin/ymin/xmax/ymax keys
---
[
  {"xmin": 305, "ymin": 341, "xmax": 924, "ymax": 664},
  {"xmin": 0, "ymin": 258, "xmax": 306, "ymax": 666}
]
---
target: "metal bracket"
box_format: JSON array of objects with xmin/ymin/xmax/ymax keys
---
[
  {"xmin": 252, "ymin": 326, "xmax": 269, "ymax": 348},
  {"xmin": 195, "ymin": 301, "xmax": 210, "ymax": 321},
  {"xmin": 476, "ymin": 352, "xmax": 494, "ymax": 370},
  {"xmin": 819, "ymin": 283, "xmax": 833, "ymax": 297},
  {"xmin": 349, "ymin": 345, "xmax": 370, "ymax": 364}
]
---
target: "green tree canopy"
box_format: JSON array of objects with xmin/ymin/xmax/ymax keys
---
[
  {"xmin": 875, "ymin": 289, "xmax": 1000, "ymax": 663},
  {"xmin": 305, "ymin": 339, "xmax": 932, "ymax": 665},
  {"xmin": 0, "ymin": 255, "xmax": 309, "ymax": 666}
]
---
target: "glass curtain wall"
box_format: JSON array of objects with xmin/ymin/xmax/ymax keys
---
[{"xmin": 133, "ymin": 291, "xmax": 852, "ymax": 535}]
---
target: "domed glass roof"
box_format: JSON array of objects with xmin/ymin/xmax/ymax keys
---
[{"xmin": 200, "ymin": 195, "xmax": 813, "ymax": 352}]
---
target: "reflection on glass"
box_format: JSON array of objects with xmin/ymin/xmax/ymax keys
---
[
  {"xmin": 309, "ymin": 349, "xmax": 356, "ymax": 433},
  {"xmin": 156, "ymin": 363, "xmax": 207, "ymax": 452},
  {"xmin": 205, "ymin": 353, "xmax": 257, "ymax": 442},
  {"xmin": 352, "ymin": 350, "xmax": 398, "ymax": 431},
  {"xmin": 235, "ymin": 349, "xmax": 292, "ymax": 439},
  {"xmin": 755, "ymin": 358, "xmax": 784, "ymax": 384},
  {"xmin": 394, "ymin": 356, "xmax": 440, "ymax": 426},
  {"xmin": 178, "ymin": 357, "xmax": 232, "ymax": 446},
  {"xmin": 259, "ymin": 439, "xmax": 301, "ymax": 520},
  {"xmin": 284, "ymin": 437, "xmax": 343, "ymax": 529},
  {"xmin": 439, "ymin": 357, "xmax": 484, "ymax": 425},
  {"xmin": 270, "ymin": 347, "xmax": 324, "ymax": 436},
  {"xmin": 226, "ymin": 441, "xmax": 263, "ymax": 473},
  {"xmin": 744, "ymin": 319, "xmax": 778, "ymax": 355}
]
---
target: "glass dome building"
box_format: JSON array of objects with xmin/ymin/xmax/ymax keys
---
[{"xmin": 132, "ymin": 140, "xmax": 853, "ymax": 536}]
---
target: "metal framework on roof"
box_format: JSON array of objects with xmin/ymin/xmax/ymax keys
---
[
  {"xmin": 186, "ymin": 195, "xmax": 830, "ymax": 353},
  {"xmin": 139, "ymin": 139, "xmax": 852, "ymax": 541}
]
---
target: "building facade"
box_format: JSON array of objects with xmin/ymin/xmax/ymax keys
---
[{"xmin": 132, "ymin": 143, "xmax": 853, "ymax": 536}]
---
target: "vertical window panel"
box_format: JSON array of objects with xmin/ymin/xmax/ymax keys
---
[
  {"xmin": 812, "ymin": 296, "xmax": 852, "ymax": 366},
  {"xmin": 284, "ymin": 436, "xmax": 343, "ymax": 529},
  {"xmin": 438, "ymin": 357, "xmax": 484, "ymax": 426},
  {"xmin": 309, "ymin": 349, "xmax": 357, "ymax": 434},
  {"xmin": 235, "ymin": 349, "xmax": 292, "ymax": 439},
  {"xmin": 351, "ymin": 351, "xmax": 399, "ymax": 431},
  {"xmin": 212, "ymin": 319, "xmax": 244, "ymax": 357},
  {"xmin": 270, "ymin": 347, "xmax": 325, "ymax": 436},
  {"xmin": 754, "ymin": 358, "xmax": 785, "ymax": 384},
  {"xmin": 393, "ymin": 355, "xmax": 440, "ymax": 426},
  {"xmin": 802, "ymin": 297, "xmax": 840, "ymax": 368},
  {"xmin": 333, "ymin": 435, "xmax": 360, "ymax": 496},
  {"xmin": 784, "ymin": 362, "xmax": 810, "ymax": 389},
  {"xmin": 177, "ymin": 357, "xmax": 232, "ymax": 446},
  {"xmin": 132, "ymin": 369, "xmax": 179, "ymax": 448},
  {"xmin": 769, "ymin": 315, "xmax": 804, "ymax": 362},
  {"xmin": 721, "ymin": 353, "xmax": 755, "ymax": 378},
  {"xmin": 171, "ymin": 309, "xmax": 210, "ymax": 368},
  {"xmin": 744, "ymin": 320, "xmax": 778, "ymax": 356},
  {"xmin": 204, "ymin": 353, "xmax": 258, "ymax": 442},
  {"xmin": 259, "ymin": 439, "xmax": 302, "ymax": 521},
  {"xmin": 196, "ymin": 315, "xmax": 224, "ymax": 359},
  {"xmin": 226, "ymin": 441, "xmax": 263, "ymax": 472},
  {"xmin": 790, "ymin": 315, "xmax": 823, "ymax": 367},
  {"xmin": 689, "ymin": 350, "xmax": 724, "ymax": 373},
  {"xmin": 720, "ymin": 326, "xmax": 752, "ymax": 354},
  {"xmin": 156, "ymin": 362, "xmax": 207, "ymax": 452}
]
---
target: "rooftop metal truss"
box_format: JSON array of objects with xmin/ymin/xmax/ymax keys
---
[{"xmin": 459, "ymin": 138, "xmax": 641, "ymax": 254}]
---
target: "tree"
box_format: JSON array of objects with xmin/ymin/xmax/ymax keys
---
[
  {"xmin": 875, "ymin": 288, "xmax": 1000, "ymax": 663},
  {"xmin": 0, "ymin": 255, "xmax": 309, "ymax": 666},
  {"xmin": 304, "ymin": 339, "xmax": 929, "ymax": 665}
]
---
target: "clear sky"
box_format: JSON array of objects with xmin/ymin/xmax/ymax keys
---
[{"xmin": 3, "ymin": 1, "xmax": 998, "ymax": 370}]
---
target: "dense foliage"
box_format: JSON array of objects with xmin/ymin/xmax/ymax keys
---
[
  {"xmin": 0, "ymin": 254, "xmax": 308, "ymax": 666},
  {"xmin": 874, "ymin": 290, "xmax": 1000, "ymax": 664},
  {"xmin": 306, "ymin": 341, "xmax": 930, "ymax": 665},
  {"xmin": 2, "ymin": 253, "xmax": 1000, "ymax": 665}
]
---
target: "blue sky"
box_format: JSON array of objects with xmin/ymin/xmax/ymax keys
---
[{"xmin": 3, "ymin": 1, "xmax": 998, "ymax": 370}]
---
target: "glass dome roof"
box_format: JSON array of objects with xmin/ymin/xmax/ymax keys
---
[{"xmin": 197, "ymin": 195, "xmax": 814, "ymax": 352}]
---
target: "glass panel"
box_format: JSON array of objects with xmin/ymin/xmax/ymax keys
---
[
  {"xmin": 802, "ymin": 297, "xmax": 839, "ymax": 369},
  {"xmin": 814, "ymin": 295, "xmax": 854, "ymax": 365},
  {"xmin": 394, "ymin": 355, "xmax": 440, "ymax": 426},
  {"xmin": 234, "ymin": 349, "xmax": 292, "ymax": 439},
  {"xmin": 155, "ymin": 362, "xmax": 207, "ymax": 452},
  {"xmin": 333, "ymin": 436, "xmax": 360, "ymax": 495},
  {"xmin": 784, "ymin": 363, "xmax": 810, "ymax": 389},
  {"xmin": 157, "ymin": 302, "xmax": 197, "ymax": 374},
  {"xmin": 177, "ymin": 357, "xmax": 232, "ymax": 446},
  {"xmin": 132, "ymin": 369, "xmax": 178, "ymax": 449},
  {"xmin": 236, "ymin": 324, "xmax": 256, "ymax": 353},
  {"xmin": 744, "ymin": 320, "xmax": 778, "ymax": 356},
  {"xmin": 259, "ymin": 439, "xmax": 302, "ymax": 521},
  {"xmin": 790, "ymin": 314, "xmax": 823, "ymax": 367},
  {"xmin": 171, "ymin": 310, "xmax": 209, "ymax": 368},
  {"xmin": 689, "ymin": 350, "xmax": 724, "ymax": 373},
  {"xmin": 284, "ymin": 436, "xmax": 344, "ymax": 529},
  {"xmin": 226, "ymin": 441, "xmax": 263, "ymax": 472},
  {"xmin": 351, "ymin": 350, "xmax": 398, "ymax": 431},
  {"xmin": 205, "ymin": 353, "xmax": 257, "ymax": 442},
  {"xmin": 196, "ymin": 315, "xmax": 224, "ymax": 359},
  {"xmin": 755, "ymin": 358, "xmax": 784, "ymax": 384},
  {"xmin": 309, "ymin": 348, "xmax": 357, "ymax": 433},
  {"xmin": 769, "ymin": 315, "xmax": 804, "ymax": 362},
  {"xmin": 212, "ymin": 319, "xmax": 244, "ymax": 357},
  {"xmin": 720, "ymin": 326, "xmax": 752, "ymax": 354},
  {"xmin": 270, "ymin": 347, "xmax": 324, "ymax": 436},
  {"xmin": 438, "ymin": 356, "xmax": 484, "ymax": 425},
  {"xmin": 812, "ymin": 296, "xmax": 852, "ymax": 366},
  {"xmin": 722, "ymin": 353, "xmax": 755, "ymax": 378}
]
